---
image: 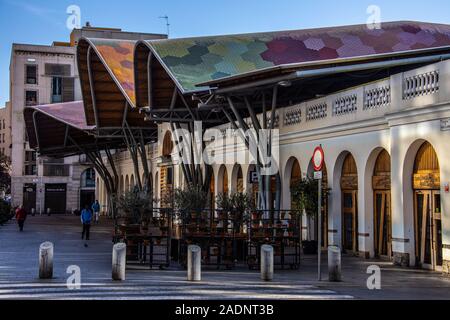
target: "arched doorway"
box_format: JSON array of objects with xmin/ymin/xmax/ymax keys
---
[
  {"xmin": 154, "ymin": 172, "xmax": 159, "ymax": 207},
  {"xmin": 288, "ymin": 158, "xmax": 301, "ymax": 209},
  {"xmin": 413, "ymin": 141, "xmax": 442, "ymax": 270},
  {"xmin": 231, "ymin": 165, "xmax": 244, "ymax": 193},
  {"xmin": 161, "ymin": 131, "xmax": 174, "ymax": 207},
  {"xmin": 218, "ymin": 165, "xmax": 229, "ymax": 195},
  {"xmin": 210, "ymin": 171, "xmax": 215, "ymax": 210},
  {"xmin": 130, "ymin": 175, "xmax": 135, "ymax": 190},
  {"xmin": 373, "ymin": 150, "xmax": 392, "ymax": 258},
  {"xmin": 125, "ymin": 175, "xmax": 130, "ymax": 193},
  {"xmin": 119, "ymin": 175, "xmax": 124, "ymax": 195},
  {"xmin": 341, "ymin": 153, "xmax": 358, "ymax": 253}
]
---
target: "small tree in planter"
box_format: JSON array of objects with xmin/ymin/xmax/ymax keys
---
[
  {"xmin": 117, "ymin": 187, "xmax": 152, "ymax": 234},
  {"xmin": 173, "ymin": 184, "xmax": 209, "ymax": 230},
  {"xmin": 216, "ymin": 192, "xmax": 254, "ymax": 234},
  {"xmin": 291, "ymin": 178, "xmax": 328, "ymax": 254},
  {"xmin": 230, "ymin": 192, "xmax": 254, "ymax": 234}
]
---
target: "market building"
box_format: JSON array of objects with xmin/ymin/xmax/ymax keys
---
[{"xmin": 26, "ymin": 21, "xmax": 450, "ymax": 273}]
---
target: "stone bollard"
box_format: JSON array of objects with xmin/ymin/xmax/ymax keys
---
[
  {"xmin": 112, "ymin": 243, "xmax": 127, "ymax": 281},
  {"xmin": 260, "ymin": 245, "xmax": 274, "ymax": 281},
  {"xmin": 328, "ymin": 246, "xmax": 342, "ymax": 282},
  {"xmin": 39, "ymin": 242, "xmax": 54, "ymax": 279},
  {"xmin": 187, "ymin": 245, "xmax": 201, "ymax": 281}
]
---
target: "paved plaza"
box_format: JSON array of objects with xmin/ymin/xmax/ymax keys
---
[{"xmin": 0, "ymin": 215, "xmax": 449, "ymax": 300}]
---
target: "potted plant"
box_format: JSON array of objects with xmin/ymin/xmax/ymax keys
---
[
  {"xmin": 174, "ymin": 184, "xmax": 209, "ymax": 233},
  {"xmin": 291, "ymin": 178, "xmax": 328, "ymax": 255},
  {"xmin": 117, "ymin": 188, "xmax": 152, "ymax": 234}
]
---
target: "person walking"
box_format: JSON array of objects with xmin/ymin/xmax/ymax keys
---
[
  {"xmin": 15, "ymin": 205, "xmax": 27, "ymax": 232},
  {"xmin": 81, "ymin": 205, "xmax": 92, "ymax": 246},
  {"xmin": 91, "ymin": 200, "xmax": 100, "ymax": 224}
]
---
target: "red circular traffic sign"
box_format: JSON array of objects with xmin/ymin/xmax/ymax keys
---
[{"xmin": 313, "ymin": 146, "xmax": 325, "ymax": 171}]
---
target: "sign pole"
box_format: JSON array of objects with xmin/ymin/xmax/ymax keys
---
[
  {"xmin": 312, "ymin": 145, "xmax": 324, "ymax": 282},
  {"xmin": 318, "ymin": 175, "xmax": 322, "ymax": 281}
]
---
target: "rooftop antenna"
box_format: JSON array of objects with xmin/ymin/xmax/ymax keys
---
[{"xmin": 159, "ymin": 15, "xmax": 170, "ymax": 38}]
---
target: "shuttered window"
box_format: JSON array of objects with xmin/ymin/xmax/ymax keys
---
[{"xmin": 62, "ymin": 77, "xmax": 74, "ymax": 102}]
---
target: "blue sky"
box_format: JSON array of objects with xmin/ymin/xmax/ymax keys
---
[{"xmin": 0, "ymin": 0, "xmax": 449, "ymax": 106}]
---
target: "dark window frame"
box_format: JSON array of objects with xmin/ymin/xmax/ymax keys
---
[
  {"xmin": 25, "ymin": 64, "xmax": 38, "ymax": 85},
  {"xmin": 25, "ymin": 90, "xmax": 38, "ymax": 106}
]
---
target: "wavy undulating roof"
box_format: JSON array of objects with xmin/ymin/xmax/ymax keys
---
[
  {"xmin": 28, "ymin": 101, "xmax": 94, "ymax": 131},
  {"xmin": 143, "ymin": 21, "xmax": 450, "ymax": 92},
  {"xmin": 85, "ymin": 38, "xmax": 136, "ymax": 105}
]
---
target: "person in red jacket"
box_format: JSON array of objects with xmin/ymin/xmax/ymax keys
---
[{"xmin": 15, "ymin": 205, "xmax": 27, "ymax": 232}]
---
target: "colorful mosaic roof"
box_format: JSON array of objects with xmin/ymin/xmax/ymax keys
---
[
  {"xmin": 31, "ymin": 101, "xmax": 94, "ymax": 131},
  {"xmin": 87, "ymin": 38, "xmax": 136, "ymax": 105},
  {"xmin": 144, "ymin": 21, "xmax": 450, "ymax": 92}
]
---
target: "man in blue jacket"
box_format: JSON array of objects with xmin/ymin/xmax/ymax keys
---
[
  {"xmin": 81, "ymin": 204, "xmax": 92, "ymax": 242},
  {"xmin": 91, "ymin": 200, "xmax": 100, "ymax": 224}
]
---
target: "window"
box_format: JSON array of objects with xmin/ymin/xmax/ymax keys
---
[
  {"xmin": 25, "ymin": 90, "xmax": 38, "ymax": 106},
  {"xmin": 25, "ymin": 151, "xmax": 37, "ymax": 162},
  {"xmin": 52, "ymin": 77, "xmax": 63, "ymax": 103},
  {"xmin": 45, "ymin": 64, "xmax": 70, "ymax": 76},
  {"xmin": 45, "ymin": 64, "xmax": 74, "ymax": 103},
  {"xmin": 43, "ymin": 164, "xmax": 70, "ymax": 177},
  {"xmin": 2, "ymin": 134, "xmax": 5, "ymax": 143},
  {"xmin": 25, "ymin": 164, "xmax": 37, "ymax": 176},
  {"xmin": 25, "ymin": 65, "xmax": 38, "ymax": 85},
  {"xmin": 2, "ymin": 120, "xmax": 5, "ymax": 129},
  {"xmin": 81, "ymin": 168, "xmax": 96, "ymax": 188},
  {"xmin": 51, "ymin": 77, "xmax": 74, "ymax": 103}
]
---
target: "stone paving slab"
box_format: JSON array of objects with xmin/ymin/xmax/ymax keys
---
[{"xmin": 0, "ymin": 215, "xmax": 449, "ymax": 300}]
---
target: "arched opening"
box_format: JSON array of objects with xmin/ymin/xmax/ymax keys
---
[
  {"xmin": 119, "ymin": 175, "xmax": 124, "ymax": 195},
  {"xmin": 341, "ymin": 153, "xmax": 358, "ymax": 253},
  {"xmin": 130, "ymin": 174, "xmax": 135, "ymax": 190},
  {"xmin": 285, "ymin": 157, "xmax": 301, "ymax": 209},
  {"xmin": 210, "ymin": 171, "xmax": 215, "ymax": 210},
  {"xmin": 162, "ymin": 131, "xmax": 174, "ymax": 158},
  {"xmin": 372, "ymin": 149, "xmax": 392, "ymax": 258},
  {"xmin": 413, "ymin": 141, "xmax": 442, "ymax": 270},
  {"xmin": 246, "ymin": 164, "xmax": 277, "ymax": 210},
  {"xmin": 154, "ymin": 171, "xmax": 159, "ymax": 207},
  {"xmin": 231, "ymin": 164, "xmax": 244, "ymax": 193},
  {"xmin": 247, "ymin": 164, "xmax": 258, "ymax": 208},
  {"xmin": 161, "ymin": 131, "xmax": 174, "ymax": 208},
  {"xmin": 218, "ymin": 165, "xmax": 229, "ymax": 195},
  {"xmin": 125, "ymin": 175, "xmax": 130, "ymax": 193},
  {"xmin": 80, "ymin": 168, "xmax": 96, "ymax": 210}
]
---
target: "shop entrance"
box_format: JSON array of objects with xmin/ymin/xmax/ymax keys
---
[
  {"xmin": 373, "ymin": 150, "xmax": 392, "ymax": 258},
  {"xmin": 341, "ymin": 153, "xmax": 358, "ymax": 253},
  {"xmin": 413, "ymin": 141, "xmax": 442, "ymax": 270}
]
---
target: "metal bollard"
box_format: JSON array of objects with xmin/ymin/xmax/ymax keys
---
[
  {"xmin": 112, "ymin": 243, "xmax": 127, "ymax": 281},
  {"xmin": 187, "ymin": 245, "xmax": 201, "ymax": 281},
  {"xmin": 39, "ymin": 242, "xmax": 54, "ymax": 279},
  {"xmin": 260, "ymin": 245, "xmax": 274, "ymax": 281},
  {"xmin": 328, "ymin": 246, "xmax": 342, "ymax": 282}
]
